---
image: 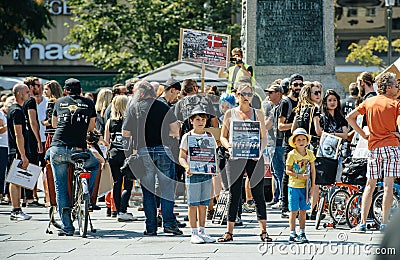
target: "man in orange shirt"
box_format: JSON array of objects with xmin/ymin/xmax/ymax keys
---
[{"xmin": 346, "ymin": 72, "xmax": 400, "ymax": 233}]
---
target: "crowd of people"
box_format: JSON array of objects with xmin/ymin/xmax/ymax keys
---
[{"xmin": 0, "ymin": 48, "xmax": 399, "ymax": 244}]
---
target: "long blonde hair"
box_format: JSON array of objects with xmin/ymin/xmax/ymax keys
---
[
  {"xmin": 111, "ymin": 95, "xmax": 128, "ymax": 120},
  {"xmin": 95, "ymin": 88, "xmax": 113, "ymax": 116},
  {"xmin": 295, "ymin": 81, "xmax": 322, "ymax": 113}
]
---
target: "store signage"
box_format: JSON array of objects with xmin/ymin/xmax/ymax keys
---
[
  {"xmin": 48, "ymin": 0, "xmax": 72, "ymax": 15},
  {"xmin": 13, "ymin": 43, "xmax": 80, "ymax": 61}
]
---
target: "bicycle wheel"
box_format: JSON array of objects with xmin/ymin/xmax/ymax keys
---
[
  {"xmin": 315, "ymin": 196, "xmax": 326, "ymax": 230},
  {"xmin": 345, "ymin": 192, "xmax": 362, "ymax": 228},
  {"xmin": 329, "ymin": 189, "xmax": 350, "ymax": 225},
  {"xmin": 371, "ymin": 190, "xmax": 400, "ymax": 225},
  {"xmin": 75, "ymin": 180, "xmax": 89, "ymax": 238},
  {"xmin": 49, "ymin": 206, "xmax": 61, "ymax": 229}
]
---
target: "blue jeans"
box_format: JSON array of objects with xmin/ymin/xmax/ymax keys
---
[
  {"xmin": 138, "ymin": 146, "xmax": 176, "ymax": 233},
  {"xmin": 48, "ymin": 146, "xmax": 100, "ymax": 234},
  {"xmin": 270, "ymin": 146, "xmax": 285, "ymax": 202}
]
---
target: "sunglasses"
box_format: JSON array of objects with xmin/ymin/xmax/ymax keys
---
[
  {"xmin": 239, "ymin": 92, "xmax": 254, "ymax": 98},
  {"xmin": 313, "ymin": 90, "xmax": 321, "ymax": 95},
  {"xmin": 293, "ymin": 83, "xmax": 304, "ymax": 87}
]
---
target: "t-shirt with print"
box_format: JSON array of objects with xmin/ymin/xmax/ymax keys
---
[
  {"xmin": 356, "ymin": 95, "xmax": 400, "ymax": 150},
  {"xmin": 7, "ymin": 103, "xmax": 29, "ymax": 155},
  {"xmin": 22, "ymin": 96, "xmax": 39, "ymax": 152},
  {"xmin": 123, "ymin": 98, "xmax": 177, "ymax": 149},
  {"xmin": 320, "ymin": 112, "xmax": 347, "ymax": 134},
  {"xmin": 51, "ymin": 95, "xmax": 96, "ymax": 149},
  {"xmin": 0, "ymin": 110, "xmax": 8, "ymax": 148},
  {"xmin": 278, "ymin": 97, "xmax": 298, "ymax": 148},
  {"xmin": 286, "ymin": 148, "xmax": 316, "ymax": 188}
]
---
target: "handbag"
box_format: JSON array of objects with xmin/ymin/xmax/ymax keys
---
[{"xmin": 120, "ymin": 153, "xmax": 145, "ymax": 180}]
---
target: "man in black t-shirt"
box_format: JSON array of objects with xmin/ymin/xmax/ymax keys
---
[
  {"xmin": 48, "ymin": 78, "xmax": 99, "ymax": 236},
  {"xmin": 277, "ymin": 74, "xmax": 304, "ymax": 218},
  {"xmin": 7, "ymin": 84, "xmax": 32, "ymax": 220},
  {"xmin": 122, "ymin": 80, "xmax": 182, "ymax": 236},
  {"xmin": 341, "ymin": 82, "xmax": 359, "ymax": 119}
]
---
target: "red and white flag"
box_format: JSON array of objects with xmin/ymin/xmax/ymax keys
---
[{"xmin": 207, "ymin": 35, "xmax": 222, "ymax": 48}]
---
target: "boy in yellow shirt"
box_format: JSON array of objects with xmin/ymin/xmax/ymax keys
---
[{"xmin": 286, "ymin": 128, "xmax": 316, "ymax": 243}]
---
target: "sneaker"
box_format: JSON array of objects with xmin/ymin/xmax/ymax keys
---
[
  {"xmin": 27, "ymin": 201, "xmax": 45, "ymax": 208},
  {"xmin": 298, "ymin": 233, "xmax": 309, "ymax": 243},
  {"xmin": 266, "ymin": 200, "xmax": 278, "ymax": 207},
  {"xmin": 89, "ymin": 204, "xmax": 101, "ymax": 211},
  {"xmin": 177, "ymin": 220, "xmax": 187, "ymax": 228},
  {"xmin": 242, "ymin": 203, "xmax": 255, "ymax": 213},
  {"xmin": 10, "ymin": 210, "xmax": 32, "ymax": 221},
  {"xmin": 199, "ymin": 233, "xmax": 216, "ymax": 243},
  {"xmin": 143, "ymin": 230, "xmax": 157, "ymax": 236},
  {"xmin": 191, "ymin": 234, "xmax": 205, "ymax": 244},
  {"xmin": 271, "ymin": 201, "xmax": 283, "ymax": 209},
  {"xmin": 118, "ymin": 212, "xmax": 136, "ymax": 222},
  {"xmin": 111, "ymin": 211, "xmax": 117, "ymax": 218},
  {"xmin": 106, "ymin": 207, "xmax": 111, "ymax": 217},
  {"xmin": 58, "ymin": 230, "xmax": 74, "ymax": 236},
  {"xmin": 164, "ymin": 225, "xmax": 183, "ymax": 235},
  {"xmin": 281, "ymin": 211, "xmax": 289, "ymax": 219},
  {"xmin": 288, "ymin": 234, "xmax": 301, "ymax": 244},
  {"xmin": 350, "ymin": 224, "xmax": 366, "ymax": 233}
]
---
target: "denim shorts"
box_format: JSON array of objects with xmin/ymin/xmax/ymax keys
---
[
  {"xmin": 288, "ymin": 187, "xmax": 310, "ymax": 212},
  {"xmin": 186, "ymin": 174, "xmax": 213, "ymax": 206}
]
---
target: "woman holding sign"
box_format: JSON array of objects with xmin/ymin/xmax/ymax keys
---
[{"xmin": 218, "ymin": 81, "xmax": 270, "ymax": 242}]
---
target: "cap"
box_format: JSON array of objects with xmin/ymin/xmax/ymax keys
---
[
  {"xmin": 189, "ymin": 108, "xmax": 209, "ymax": 118},
  {"xmin": 64, "ymin": 78, "xmax": 81, "ymax": 92},
  {"xmin": 265, "ymin": 84, "xmax": 283, "ymax": 93},
  {"xmin": 288, "ymin": 128, "xmax": 311, "ymax": 148},
  {"xmin": 164, "ymin": 79, "xmax": 181, "ymax": 91},
  {"xmin": 289, "ymin": 74, "xmax": 304, "ymax": 84}
]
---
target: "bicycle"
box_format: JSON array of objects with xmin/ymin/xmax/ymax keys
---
[
  {"xmin": 371, "ymin": 181, "xmax": 400, "ymax": 225},
  {"xmin": 47, "ymin": 152, "xmax": 96, "ymax": 237}
]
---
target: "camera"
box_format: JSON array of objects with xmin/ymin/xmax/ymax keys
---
[{"xmin": 230, "ymin": 57, "xmax": 243, "ymax": 64}]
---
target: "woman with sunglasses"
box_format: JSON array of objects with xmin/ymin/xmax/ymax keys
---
[
  {"xmin": 218, "ymin": 82, "xmax": 271, "ymax": 242},
  {"xmin": 291, "ymin": 81, "xmax": 323, "ymax": 218}
]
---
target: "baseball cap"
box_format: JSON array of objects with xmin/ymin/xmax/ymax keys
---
[
  {"xmin": 264, "ymin": 84, "xmax": 283, "ymax": 93},
  {"xmin": 289, "ymin": 74, "xmax": 304, "ymax": 84},
  {"xmin": 164, "ymin": 79, "xmax": 181, "ymax": 91}
]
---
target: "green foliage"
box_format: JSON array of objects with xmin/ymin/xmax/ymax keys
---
[
  {"xmin": 346, "ymin": 36, "xmax": 400, "ymax": 68},
  {"xmin": 66, "ymin": 0, "xmax": 240, "ymax": 75},
  {"xmin": 0, "ymin": 0, "xmax": 54, "ymax": 56}
]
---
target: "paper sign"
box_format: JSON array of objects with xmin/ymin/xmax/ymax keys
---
[
  {"xmin": 231, "ymin": 121, "xmax": 261, "ymax": 159},
  {"xmin": 6, "ymin": 159, "xmax": 41, "ymax": 190},
  {"xmin": 188, "ymin": 135, "xmax": 217, "ymax": 174}
]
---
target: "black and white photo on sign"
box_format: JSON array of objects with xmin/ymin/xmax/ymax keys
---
[
  {"xmin": 188, "ymin": 135, "xmax": 217, "ymax": 174},
  {"xmin": 316, "ymin": 132, "xmax": 342, "ymax": 160},
  {"xmin": 231, "ymin": 121, "xmax": 260, "ymax": 159},
  {"xmin": 179, "ymin": 28, "xmax": 230, "ymax": 68}
]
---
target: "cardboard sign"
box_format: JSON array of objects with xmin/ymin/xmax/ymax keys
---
[
  {"xmin": 188, "ymin": 135, "xmax": 217, "ymax": 174},
  {"xmin": 231, "ymin": 121, "xmax": 261, "ymax": 159},
  {"xmin": 6, "ymin": 159, "xmax": 41, "ymax": 190},
  {"xmin": 179, "ymin": 28, "xmax": 231, "ymax": 68}
]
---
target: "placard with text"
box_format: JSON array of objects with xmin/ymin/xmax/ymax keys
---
[
  {"xmin": 232, "ymin": 121, "xmax": 261, "ymax": 159},
  {"xmin": 188, "ymin": 135, "xmax": 217, "ymax": 174}
]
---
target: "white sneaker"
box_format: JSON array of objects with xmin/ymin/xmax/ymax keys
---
[
  {"xmin": 10, "ymin": 210, "xmax": 32, "ymax": 221},
  {"xmin": 271, "ymin": 201, "xmax": 282, "ymax": 209},
  {"xmin": 199, "ymin": 233, "xmax": 215, "ymax": 243},
  {"xmin": 190, "ymin": 234, "xmax": 205, "ymax": 244},
  {"xmin": 117, "ymin": 212, "xmax": 136, "ymax": 222}
]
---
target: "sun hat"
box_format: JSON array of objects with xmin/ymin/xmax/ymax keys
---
[{"xmin": 288, "ymin": 128, "xmax": 311, "ymax": 148}]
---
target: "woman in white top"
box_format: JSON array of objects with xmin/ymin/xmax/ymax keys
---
[{"xmin": 218, "ymin": 82, "xmax": 270, "ymax": 242}]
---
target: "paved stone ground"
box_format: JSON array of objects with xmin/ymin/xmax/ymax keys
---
[{"xmin": 0, "ymin": 193, "xmax": 391, "ymax": 260}]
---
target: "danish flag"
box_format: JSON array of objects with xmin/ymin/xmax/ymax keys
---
[{"xmin": 207, "ymin": 35, "xmax": 223, "ymax": 48}]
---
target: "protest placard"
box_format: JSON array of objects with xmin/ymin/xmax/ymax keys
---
[{"xmin": 231, "ymin": 121, "xmax": 261, "ymax": 159}]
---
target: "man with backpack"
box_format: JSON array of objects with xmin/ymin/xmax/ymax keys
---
[{"xmin": 277, "ymin": 74, "xmax": 304, "ymax": 218}]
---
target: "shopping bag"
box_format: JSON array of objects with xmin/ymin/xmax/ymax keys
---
[{"xmin": 6, "ymin": 159, "xmax": 41, "ymax": 190}]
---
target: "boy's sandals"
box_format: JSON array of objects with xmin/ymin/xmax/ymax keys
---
[
  {"xmin": 217, "ymin": 232, "xmax": 233, "ymax": 242},
  {"xmin": 260, "ymin": 231, "xmax": 272, "ymax": 242}
]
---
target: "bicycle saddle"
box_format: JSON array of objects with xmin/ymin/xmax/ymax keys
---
[{"xmin": 71, "ymin": 152, "xmax": 90, "ymax": 162}]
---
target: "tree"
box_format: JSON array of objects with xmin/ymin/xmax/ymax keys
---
[
  {"xmin": 346, "ymin": 36, "xmax": 400, "ymax": 69},
  {"xmin": 66, "ymin": 0, "xmax": 240, "ymax": 75},
  {"xmin": 0, "ymin": 0, "xmax": 54, "ymax": 56}
]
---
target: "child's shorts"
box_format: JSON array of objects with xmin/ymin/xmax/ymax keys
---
[
  {"xmin": 288, "ymin": 187, "xmax": 310, "ymax": 211},
  {"xmin": 186, "ymin": 174, "xmax": 213, "ymax": 206}
]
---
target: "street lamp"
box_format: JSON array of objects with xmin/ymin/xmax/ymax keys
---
[{"xmin": 386, "ymin": 0, "xmax": 395, "ymax": 65}]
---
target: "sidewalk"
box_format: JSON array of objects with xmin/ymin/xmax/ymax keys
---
[{"xmin": 0, "ymin": 194, "xmax": 388, "ymax": 260}]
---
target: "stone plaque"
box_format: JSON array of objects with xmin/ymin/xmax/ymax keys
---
[{"xmin": 256, "ymin": 0, "xmax": 325, "ymax": 66}]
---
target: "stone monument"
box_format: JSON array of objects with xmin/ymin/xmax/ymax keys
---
[{"xmin": 242, "ymin": 0, "xmax": 344, "ymax": 95}]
